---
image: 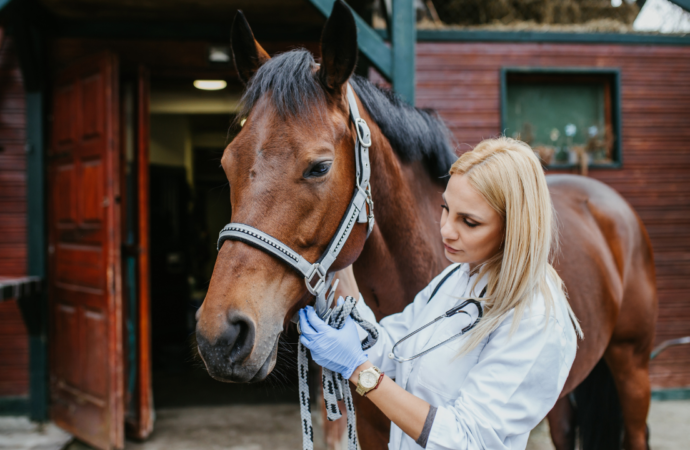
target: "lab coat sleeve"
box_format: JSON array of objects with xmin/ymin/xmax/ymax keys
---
[
  {"xmin": 355, "ymin": 264, "xmax": 462, "ymax": 375},
  {"xmin": 426, "ymin": 311, "xmax": 573, "ymax": 450}
]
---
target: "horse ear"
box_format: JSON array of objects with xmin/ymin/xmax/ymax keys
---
[
  {"xmin": 318, "ymin": 0, "xmax": 358, "ymax": 92},
  {"xmin": 231, "ymin": 11, "xmax": 271, "ymax": 84}
]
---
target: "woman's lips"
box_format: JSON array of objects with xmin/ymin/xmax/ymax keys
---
[{"xmin": 444, "ymin": 243, "xmax": 459, "ymax": 254}]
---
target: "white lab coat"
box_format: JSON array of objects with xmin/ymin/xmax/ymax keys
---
[{"xmin": 355, "ymin": 263, "xmax": 577, "ymax": 450}]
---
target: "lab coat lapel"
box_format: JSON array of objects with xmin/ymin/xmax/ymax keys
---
[
  {"xmin": 399, "ymin": 269, "xmax": 470, "ymax": 389},
  {"xmin": 410, "ymin": 270, "xmax": 470, "ymax": 359}
]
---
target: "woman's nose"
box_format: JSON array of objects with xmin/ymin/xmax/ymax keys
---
[{"xmin": 440, "ymin": 220, "xmax": 458, "ymax": 241}]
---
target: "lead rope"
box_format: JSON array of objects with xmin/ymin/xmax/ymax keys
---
[{"xmin": 298, "ymin": 295, "xmax": 379, "ymax": 450}]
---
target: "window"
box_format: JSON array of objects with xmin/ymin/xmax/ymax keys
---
[{"xmin": 501, "ymin": 68, "xmax": 621, "ymax": 168}]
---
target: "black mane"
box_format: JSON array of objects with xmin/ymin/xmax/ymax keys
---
[{"xmin": 238, "ymin": 49, "xmax": 457, "ymax": 179}]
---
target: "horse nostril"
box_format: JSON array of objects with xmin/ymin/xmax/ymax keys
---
[
  {"xmin": 225, "ymin": 311, "xmax": 256, "ymax": 363},
  {"xmin": 195, "ymin": 310, "xmax": 256, "ymax": 371}
]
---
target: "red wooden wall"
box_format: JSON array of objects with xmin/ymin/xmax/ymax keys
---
[
  {"xmin": 0, "ymin": 36, "xmax": 30, "ymax": 397},
  {"xmin": 414, "ymin": 41, "xmax": 690, "ymax": 388}
]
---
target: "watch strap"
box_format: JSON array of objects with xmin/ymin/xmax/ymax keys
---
[{"xmin": 364, "ymin": 372, "xmax": 385, "ymax": 397}]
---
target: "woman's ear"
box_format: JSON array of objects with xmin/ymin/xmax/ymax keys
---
[
  {"xmin": 231, "ymin": 10, "xmax": 271, "ymax": 84},
  {"xmin": 318, "ymin": 0, "xmax": 358, "ymax": 92}
]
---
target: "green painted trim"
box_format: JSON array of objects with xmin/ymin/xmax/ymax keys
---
[
  {"xmin": 0, "ymin": 0, "xmax": 13, "ymax": 13},
  {"xmin": 391, "ymin": 0, "xmax": 415, "ymax": 105},
  {"xmin": 651, "ymin": 388, "xmax": 690, "ymax": 401},
  {"xmin": 26, "ymin": 92, "xmax": 45, "ymax": 281},
  {"xmin": 308, "ymin": 0, "xmax": 392, "ymax": 79},
  {"xmin": 0, "ymin": 397, "xmax": 30, "ymax": 416},
  {"xmin": 24, "ymin": 71, "xmax": 49, "ymax": 425},
  {"xmin": 499, "ymin": 67, "xmax": 623, "ymax": 170},
  {"xmin": 376, "ymin": 29, "xmax": 690, "ymax": 46},
  {"xmin": 669, "ymin": 0, "xmax": 690, "ymax": 13}
]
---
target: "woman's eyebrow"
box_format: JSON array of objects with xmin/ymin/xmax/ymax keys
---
[{"xmin": 442, "ymin": 194, "xmax": 482, "ymax": 221}]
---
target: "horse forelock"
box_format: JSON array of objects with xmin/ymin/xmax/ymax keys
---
[
  {"xmin": 234, "ymin": 49, "xmax": 457, "ymax": 181},
  {"xmin": 237, "ymin": 50, "xmax": 327, "ymax": 123}
]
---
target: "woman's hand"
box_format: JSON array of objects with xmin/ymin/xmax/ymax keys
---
[
  {"xmin": 334, "ymin": 265, "xmax": 360, "ymax": 301},
  {"xmin": 298, "ymin": 305, "xmax": 368, "ymax": 379}
]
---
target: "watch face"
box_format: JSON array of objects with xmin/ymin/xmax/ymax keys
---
[{"xmin": 361, "ymin": 371, "xmax": 378, "ymax": 388}]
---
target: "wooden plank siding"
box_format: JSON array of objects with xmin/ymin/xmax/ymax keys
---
[
  {"xmin": 413, "ymin": 42, "xmax": 690, "ymax": 388},
  {"xmin": 0, "ymin": 37, "xmax": 30, "ymax": 397}
]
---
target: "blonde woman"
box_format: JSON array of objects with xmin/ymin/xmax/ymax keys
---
[{"xmin": 299, "ymin": 137, "xmax": 582, "ymax": 450}]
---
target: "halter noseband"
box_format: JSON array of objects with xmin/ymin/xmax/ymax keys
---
[{"xmin": 217, "ymin": 84, "xmax": 375, "ymax": 318}]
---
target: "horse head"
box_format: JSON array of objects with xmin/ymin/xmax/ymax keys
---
[{"xmin": 195, "ymin": 1, "xmax": 371, "ymax": 382}]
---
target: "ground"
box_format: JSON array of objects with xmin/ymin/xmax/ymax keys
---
[{"xmin": 1, "ymin": 399, "xmax": 688, "ymax": 450}]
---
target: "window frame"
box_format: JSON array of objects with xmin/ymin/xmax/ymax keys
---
[{"xmin": 500, "ymin": 67, "xmax": 623, "ymax": 169}]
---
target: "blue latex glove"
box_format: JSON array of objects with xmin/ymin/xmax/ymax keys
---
[{"xmin": 298, "ymin": 305, "xmax": 368, "ymax": 380}]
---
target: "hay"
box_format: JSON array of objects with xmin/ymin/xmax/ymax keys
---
[{"xmin": 427, "ymin": 0, "xmax": 640, "ymax": 27}]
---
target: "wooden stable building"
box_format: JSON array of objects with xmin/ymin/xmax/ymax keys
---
[{"xmin": 1, "ymin": 0, "xmax": 689, "ymax": 449}]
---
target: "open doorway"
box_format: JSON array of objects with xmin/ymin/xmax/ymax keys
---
[
  {"xmin": 137, "ymin": 78, "xmax": 301, "ymax": 409},
  {"xmin": 149, "ymin": 79, "xmax": 298, "ymax": 408}
]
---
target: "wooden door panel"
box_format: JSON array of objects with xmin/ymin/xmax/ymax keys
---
[
  {"xmin": 80, "ymin": 159, "xmax": 104, "ymax": 223},
  {"xmin": 55, "ymin": 164, "xmax": 77, "ymax": 224},
  {"xmin": 54, "ymin": 303, "xmax": 78, "ymax": 386},
  {"xmin": 49, "ymin": 52, "xmax": 123, "ymax": 450},
  {"xmin": 82, "ymin": 309, "xmax": 108, "ymax": 396},
  {"xmin": 81, "ymin": 73, "xmax": 104, "ymax": 139},
  {"xmin": 55, "ymin": 246, "xmax": 104, "ymax": 290},
  {"xmin": 54, "ymin": 85, "xmax": 77, "ymax": 146}
]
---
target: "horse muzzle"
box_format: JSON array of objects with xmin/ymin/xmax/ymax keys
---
[{"xmin": 195, "ymin": 310, "xmax": 279, "ymax": 383}]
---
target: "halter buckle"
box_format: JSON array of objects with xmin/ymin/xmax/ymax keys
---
[
  {"xmin": 305, "ymin": 263, "xmax": 327, "ymax": 296},
  {"xmin": 355, "ymin": 118, "xmax": 372, "ymax": 148},
  {"xmin": 365, "ymin": 186, "xmax": 375, "ymax": 237}
]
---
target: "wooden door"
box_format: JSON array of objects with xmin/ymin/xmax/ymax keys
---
[
  {"xmin": 127, "ymin": 65, "xmax": 154, "ymax": 440},
  {"xmin": 48, "ymin": 52, "xmax": 124, "ymax": 450}
]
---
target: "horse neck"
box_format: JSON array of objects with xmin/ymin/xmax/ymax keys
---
[{"xmin": 353, "ymin": 127, "xmax": 450, "ymax": 320}]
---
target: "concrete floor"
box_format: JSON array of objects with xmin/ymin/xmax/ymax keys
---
[
  {"xmin": 0, "ymin": 416, "xmax": 71, "ymax": 450},
  {"xmin": 64, "ymin": 405, "xmax": 325, "ymax": 450},
  {"xmin": 59, "ymin": 400, "xmax": 690, "ymax": 450},
  {"xmin": 3, "ymin": 400, "xmax": 688, "ymax": 449}
]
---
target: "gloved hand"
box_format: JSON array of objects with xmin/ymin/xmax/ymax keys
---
[{"xmin": 298, "ymin": 305, "xmax": 368, "ymax": 380}]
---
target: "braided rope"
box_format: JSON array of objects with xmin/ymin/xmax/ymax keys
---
[{"xmin": 298, "ymin": 296, "xmax": 379, "ymax": 450}]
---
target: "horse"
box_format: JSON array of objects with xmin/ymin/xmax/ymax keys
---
[{"xmin": 194, "ymin": 2, "xmax": 657, "ymax": 449}]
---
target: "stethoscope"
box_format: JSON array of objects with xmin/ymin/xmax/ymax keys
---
[{"xmin": 388, "ymin": 265, "xmax": 486, "ymax": 363}]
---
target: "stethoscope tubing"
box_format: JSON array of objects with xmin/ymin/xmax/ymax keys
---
[{"xmin": 388, "ymin": 297, "xmax": 484, "ymax": 363}]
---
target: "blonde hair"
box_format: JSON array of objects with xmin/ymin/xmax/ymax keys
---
[{"xmin": 450, "ymin": 137, "xmax": 583, "ymax": 354}]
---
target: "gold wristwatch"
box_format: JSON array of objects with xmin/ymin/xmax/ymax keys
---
[{"xmin": 356, "ymin": 366, "xmax": 383, "ymax": 396}]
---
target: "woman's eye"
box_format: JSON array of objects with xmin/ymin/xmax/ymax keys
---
[
  {"xmin": 305, "ymin": 162, "xmax": 332, "ymax": 178},
  {"xmin": 441, "ymin": 204, "xmax": 449, "ymax": 212},
  {"xmin": 464, "ymin": 218, "xmax": 479, "ymax": 228}
]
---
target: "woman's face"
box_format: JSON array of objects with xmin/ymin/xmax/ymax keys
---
[{"xmin": 440, "ymin": 174, "xmax": 504, "ymax": 268}]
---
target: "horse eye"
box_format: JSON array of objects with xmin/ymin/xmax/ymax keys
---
[{"xmin": 305, "ymin": 162, "xmax": 332, "ymax": 178}]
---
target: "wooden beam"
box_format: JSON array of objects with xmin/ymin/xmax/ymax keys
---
[
  {"xmin": 376, "ymin": 28, "xmax": 690, "ymax": 46},
  {"xmin": 391, "ymin": 0, "xmax": 415, "ymax": 105},
  {"xmin": 307, "ymin": 0, "xmax": 392, "ymax": 79}
]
